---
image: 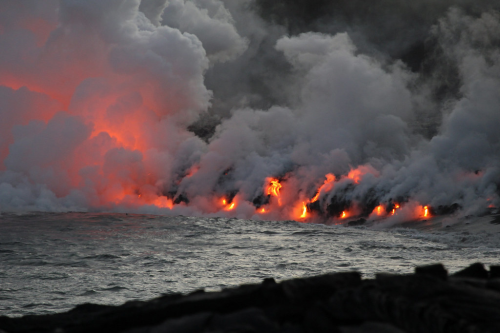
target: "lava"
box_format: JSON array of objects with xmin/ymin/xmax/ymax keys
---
[
  {"xmin": 222, "ymin": 198, "xmax": 236, "ymax": 211},
  {"xmin": 391, "ymin": 203, "xmax": 400, "ymax": 215},
  {"xmin": 266, "ymin": 178, "xmax": 283, "ymax": 206},
  {"xmin": 1, "ymin": 1, "xmax": 499, "ymax": 225},
  {"xmin": 311, "ymin": 173, "xmax": 335, "ymax": 202},
  {"xmin": 298, "ymin": 202, "xmax": 308, "ymax": 219},
  {"xmin": 374, "ymin": 205, "xmax": 385, "ymax": 216},
  {"xmin": 266, "ymin": 178, "xmax": 282, "ymax": 197},
  {"xmin": 153, "ymin": 197, "xmax": 174, "ymax": 210}
]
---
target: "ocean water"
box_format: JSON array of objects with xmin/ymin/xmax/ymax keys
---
[{"xmin": 1, "ymin": 212, "xmax": 499, "ymax": 317}]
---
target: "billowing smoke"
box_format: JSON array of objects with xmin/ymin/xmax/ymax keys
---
[{"xmin": 1, "ymin": 0, "xmax": 500, "ymax": 225}]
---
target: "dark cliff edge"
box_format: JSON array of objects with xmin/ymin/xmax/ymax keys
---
[{"xmin": 1, "ymin": 263, "xmax": 500, "ymax": 333}]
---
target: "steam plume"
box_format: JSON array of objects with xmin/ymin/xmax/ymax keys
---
[{"xmin": 1, "ymin": 0, "xmax": 500, "ymax": 225}]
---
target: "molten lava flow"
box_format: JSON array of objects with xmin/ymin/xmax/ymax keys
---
[
  {"xmin": 266, "ymin": 178, "xmax": 282, "ymax": 197},
  {"xmin": 391, "ymin": 203, "xmax": 400, "ymax": 215},
  {"xmin": 311, "ymin": 173, "xmax": 336, "ymax": 202},
  {"xmin": 222, "ymin": 198, "xmax": 236, "ymax": 211},
  {"xmin": 416, "ymin": 205, "xmax": 432, "ymax": 219},
  {"xmin": 374, "ymin": 205, "xmax": 385, "ymax": 216},
  {"xmin": 265, "ymin": 177, "xmax": 283, "ymax": 206},
  {"xmin": 153, "ymin": 197, "xmax": 174, "ymax": 209},
  {"xmin": 340, "ymin": 211, "xmax": 348, "ymax": 219},
  {"xmin": 293, "ymin": 201, "xmax": 308, "ymax": 219},
  {"xmin": 300, "ymin": 202, "xmax": 308, "ymax": 219},
  {"xmin": 260, "ymin": 207, "xmax": 266, "ymax": 213}
]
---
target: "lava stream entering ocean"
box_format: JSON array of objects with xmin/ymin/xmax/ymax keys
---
[{"xmin": 1, "ymin": 1, "xmax": 499, "ymax": 225}]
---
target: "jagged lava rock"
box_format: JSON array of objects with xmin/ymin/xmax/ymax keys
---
[{"xmin": 1, "ymin": 264, "xmax": 500, "ymax": 333}]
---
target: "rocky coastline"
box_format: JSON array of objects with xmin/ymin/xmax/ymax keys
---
[{"xmin": 1, "ymin": 263, "xmax": 500, "ymax": 333}]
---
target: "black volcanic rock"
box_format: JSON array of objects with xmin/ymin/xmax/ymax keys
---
[
  {"xmin": 415, "ymin": 263, "xmax": 448, "ymax": 280},
  {"xmin": 452, "ymin": 262, "xmax": 489, "ymax": 279},
  {"xmin": 347, "ymin": 218, "xmax": 366, "ymax": 227},
  {"xmin": 1, "ymin": 264, "xmax": 500, "ymax": 333},
  {"xmin": 490, "ymin": 266, "xmax": 500, "ymax": 278}
]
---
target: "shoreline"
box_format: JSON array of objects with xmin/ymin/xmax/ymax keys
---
[{"xmin": 1, "ymin": 263, "xmax": 500, "ymax": 333}]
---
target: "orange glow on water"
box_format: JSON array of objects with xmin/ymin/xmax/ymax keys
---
[{"xmin": 311, "ymin": 173, "xmax": 335, "ymax": 202}]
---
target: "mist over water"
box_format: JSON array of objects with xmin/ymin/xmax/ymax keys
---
[{"xmin": 1, "ymin": 1, "xmax": 500, "ymax": 224}]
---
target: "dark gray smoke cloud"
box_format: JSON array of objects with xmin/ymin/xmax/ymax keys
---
[{"xmin": 0, "ymin": 0, "xmax": 499, "ymax": 225}]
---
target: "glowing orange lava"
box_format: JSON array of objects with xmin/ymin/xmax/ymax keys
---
[
  {"xmin": 374, "ymin": 205, "xmax": 384, "ymax": 216},
  {"xmin": 311, "ymin": 173, "xmax": 335, "ymax": 202},
  {"xmin": 153, "ymin": 196, "xmax": 174, "ymax": 209},
  {"xmin": 266, "ymin": 178, "xmax": 282, "ymax": 197},
  {"xmin": 300, "ymin": 202, "xmax": 308, "ymax": 218},
  {"xmin": 423, "ymin": 206, "xmax": 429, "ymax": 218},
  {"xmin": 340, "ymin": 211, "xmax": 348, "ymax": 219},
  {"xmin": 391, "ymin": 203, "xmax": 400, "ymax": 215},
  {"xmin": 222, "ymin": 198, "xmax": 236, "ymax": 211},
  {"xmin": 265, "ymin": 178, "xmax": 283, "ymax": 206}
]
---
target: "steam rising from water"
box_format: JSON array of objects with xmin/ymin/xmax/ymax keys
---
[{"xmin": 1, "ymin": 0, "xmax": 500, "ymax": 225}]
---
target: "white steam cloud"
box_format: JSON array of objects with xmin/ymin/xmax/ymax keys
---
[{"xmin": 0, "ymin": 0, "xmax": 499, "ymax": 225}]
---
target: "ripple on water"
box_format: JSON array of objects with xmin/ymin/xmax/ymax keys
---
[{"xmin": 0, "ymin": 212, "xmax": 499, "ymax": 317}]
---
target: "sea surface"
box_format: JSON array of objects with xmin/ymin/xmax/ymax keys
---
[{"xmin": 1, "ymin": 212, "xmax": 499, "ymax": 317}]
